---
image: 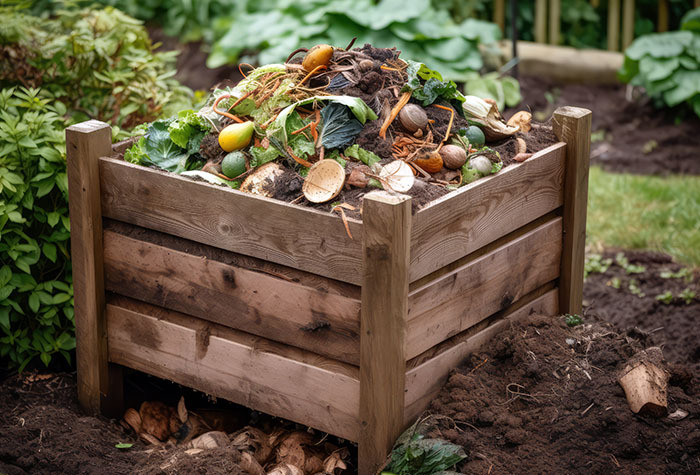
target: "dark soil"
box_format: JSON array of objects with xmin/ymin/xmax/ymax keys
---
[
  {"xmin": 583, "ymin": 250, "xmax": 700, "ymax": 375},
  {"xmin": 427, "ymin": 314, "xmax": 700, "ymax": 474},
  {"xmin": 514, "ymin": 75, "xmax": 700, "ymax": 175}
]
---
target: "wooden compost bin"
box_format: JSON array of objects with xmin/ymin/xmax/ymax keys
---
[{"xmin": 66, "ymin": 106, "xmax": 591, "ymax": 474}]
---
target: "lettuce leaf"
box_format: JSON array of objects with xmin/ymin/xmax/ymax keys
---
[{"xmin": 344, "ymin": 144, "xmax": 381, "ymax": 167}]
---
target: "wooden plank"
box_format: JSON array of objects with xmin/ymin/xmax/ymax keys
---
[
  {"xmin": 497, "ymin": 41, "xmax": 624, "ymax": 84},
  {"xmin": 535, "ymin": 0, "xmax": 548, "ymax": 43},
  {"xmin": 549, "ymin": 0, "xmax": 561, "ymax": 45},
  {"xmin": 106, "ymin": 296, "xmax": 360, "ymax": 441},
  {"xmin": 359, "ymin": 192, "xmax": 411, "ymax": 475},
  {"xmin": 66, "ymin": 120, "xmax": 115, "ymax": 415},
  {"xmin": 99, "ymin": 157, "xmax": 363, "ymax": 285},
  {"xmin": 493, "ymin": 0, "xmax": 506, "ymax": 32},
  {"xmin": 657, "ymin": 0, "xmax": 668, "ymax": 32},
  {"xmin": 410, "ymin": 142, "xmax": 565, "ymax": 283},
  {"xmin": 406, "ymin": 218, "xmax": 562, "ymax": 360},
  {"xmin": 622, "ymin": 0, "xmax": 637, "ymax": 47},
  {"xmin": 403, "ymin": 289, "xmax": 559, "ymax": 425},
  {"xmin": 553, "ymin": 107, "xmax": 592, "ymax": 316},
  {"xmin": 608, "ymin": 0, "xmax": 621, "ymax": 51},
  {"xmin": 103, "ymin": 230, "xmax": 361, "ymax": 364}
]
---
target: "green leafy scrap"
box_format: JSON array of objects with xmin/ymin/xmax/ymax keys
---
[
  {"xmin": 403, "ymin": 60, "xmax": 465, "ymax": 107},
  {"xmin": 318, "ymin": 103, "xmax": 363, "ymax": 150},
  {"xmin": 344, "ymin": 144, "xmax": 380, "ymax": 167}
]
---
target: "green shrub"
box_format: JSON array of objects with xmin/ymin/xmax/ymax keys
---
[
  {"xmin": 207, "ymin": 0, "xmax": 501, "ymax": 82},
  {"xmin": 0, "ymin": 4, "xmax": 194, "ymax": 371},
  {"xmin": 618, "ymin": 7, "xmax": 700, "ymax": 117}
]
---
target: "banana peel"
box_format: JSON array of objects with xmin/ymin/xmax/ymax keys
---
[{"xmin": 462, "ymin": 95, "xmax": 519, "ymax": 142}]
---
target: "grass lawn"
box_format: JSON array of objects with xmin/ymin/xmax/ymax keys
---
[{"xmin": 586, "ymin": 166, "xmax": 700, "ymax": 267}]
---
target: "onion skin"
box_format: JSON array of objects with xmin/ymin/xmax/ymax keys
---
[
  {"xmin": 302, "ymin": 44, "xmax": 333, "ymax": 72},
  {"xmin": 441, "ymin": 144, "xmax": 467, "ymax": 169}
]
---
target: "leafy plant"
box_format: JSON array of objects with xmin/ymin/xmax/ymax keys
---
[
  {"xmin": 584, "ymin": 253, "xmax": 612, "ymax": 279},
  {"xmin": 208, "ymin": 0, "xmax": 500, "ymax": 82},
  {"xmin": 565, "ymin": 314, "xmax": 584, "ymax": 327},
  {"xmin": 679, "ymin": 287, "xmax": 696, "ymax": 305},
  {"xmin": 0, "ymin": 3, "xmax": 194, "ymax": 135},
  {"xmin": 0, "ymin": 4, "xmax": 193, "ymax": 371},
  {"xmin": 655, "ymin": 290, "xmax": 673, "ymax": 304},
  {"xmin": 384, "ymin": 418, "xmax": 466, "ymax": 475},
  {"xmin": 619, "ymin": 7, "xmax": 700, "ymax": 118}
]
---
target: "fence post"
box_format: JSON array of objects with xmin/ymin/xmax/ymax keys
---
[
  {"xmin": 494, "ymin": 0, "xmax": 506, "ymax": 33},
  {"xmin": 608, "ymin": 0, "xmax": 621, "ymax": 50},
  {"xmin": 66, "ymin": 120, "xmax": 123, "ymax": 417},
  {"xmin": 658, "ymin": 0, "xmax": 669, "ymax": 32},
  {"xmin": 549, "ymin": 0, "xmax": 561, "ymax": 45},
  {"xmin": 535, "ymin": 0, "xmax": 548, "ymax": 43},
  {"xmin": 359, "ymin": 191, "xmax": 411, "ymax": 475},
  {"xmin": 553, "ymin": 107, "xmax": 592, "ymax": 316}
]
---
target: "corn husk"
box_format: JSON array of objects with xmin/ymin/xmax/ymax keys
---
[{"xmin": 462, "ymin": 95, "xmax": 519, "ymax": 141}]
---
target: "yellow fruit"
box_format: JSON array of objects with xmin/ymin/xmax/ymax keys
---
[
  {"xmin": 302, "ymin": 44, "xmax": 333, "ymax": 72},
  {"xmin": 218, "ymin": 121, "xmax": 254, "ymax": 152}
]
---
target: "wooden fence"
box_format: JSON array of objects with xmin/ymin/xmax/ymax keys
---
[{"xmin": 493, "ymin": 0, "xmax": 700, "ymax": 51}]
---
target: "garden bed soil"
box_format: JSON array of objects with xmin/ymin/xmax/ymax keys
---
[
  {"xmin": 514, "ymin": 75, "xmax": 700, "ymax": 175},
  {"xmin": 583, "ymin": 250, "xmax": 700, "ymax": 374},
  {"xmin": 426, "ymin": 313, "xmax": 700, "ymax": 474}
]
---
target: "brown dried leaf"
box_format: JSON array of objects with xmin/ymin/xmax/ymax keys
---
[
  {"xmin": 139, "ymin": 401, "xmax": 174, "ymax": 441},
  {"xmin": 276, "ymin": 432, "xmax": 313, "ymax": 468},
  {"xmin": 323, "ymin": 451, "xmax": 348, "ymax": 473},
  {"xmin": 189, "ymin": 431, "xmax": 229, "ymax": 449},
  {"xmin": 232, "ymin": 427, "xmax": 274, "ymax": 465},
  {"xmin": 177, "ymin": 396, "xmax": 188, "ymax": 423},
  {"xmin": 266, "ymin": 463, "xmax": 304, "ymax": 475},
  {"xmin": 123, "ymin": 407, "xmax": 142, "ymax": 433}
]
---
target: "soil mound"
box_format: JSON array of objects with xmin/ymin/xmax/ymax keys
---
[{"xmin": 427, "ymin": 314, "xmax": 700, "ymax": 474}]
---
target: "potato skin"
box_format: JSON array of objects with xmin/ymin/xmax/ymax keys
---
[{"xmin": 302, "ymin": 44, "xmax": 333, "ymax": 72}]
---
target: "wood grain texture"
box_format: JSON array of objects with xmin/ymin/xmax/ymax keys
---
[
  {"xmin": 359, "ymin": 192, "xmax": 411, "ymax": 475},
  {"xmin": 66, "ymin": 120, "xmax": 113, "ymax": 415},
  {"xmin": 553, "ymin": 107, "xmax": 592, "ymax": 315},
  {"xmin": 535, "ymin": 0, "xmax": 548, "ymax": 43},
  {"xmin": 106, "ymin": 296, "xmax": 360, "ymax": 441},
  {"xmin": 99, "ymin": 157, "xmax": 363, "ymax": 285},
  {"xmin": 608, "ymin": 0, "xmax": 621, "ymax": 50},
  {"xmin": 409, "ymin": 142, "xmax": 565, "ymax": 283},
  {"xmin": 406, "ymin": 218, "xmax": 562, "ymax": 360},
  {"xmin": 403, "ymin": 289, "xmax": 559, "ymax": 425},
  {"xmin": 549, "ymin": 0, "xmax": 561, "ymax": 45},
  {"xmin": 103, "ymin": 230, "xmax": 361, "ymax": 364}
]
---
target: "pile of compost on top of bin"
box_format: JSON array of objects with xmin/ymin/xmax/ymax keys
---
[{"xmin": 123, "ymin": 41, "xmax": 556, "ymax": 219}]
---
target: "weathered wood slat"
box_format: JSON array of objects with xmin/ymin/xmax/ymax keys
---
[
  {"xmin": 406, "ymin": 217, "xmax": 562, "ymax": 359},
  {"xmin": 66, "ymin": 121, "xmax": 118, "ymax": 415},
  {"xmin": 359, "ymin": 192, "xmax": 411, "ymax": 475},
  {"xmin": 403, "ymin": 289, "xmax": 559, "ymax": 425},
  {"xmin": 103, "ymin": 230, "xmax": 361, "ymax": 364},
  {"xmin": 553, "ymin": 107, "xmax": 592, "ymax": 315},
  {"xmin": 409, "ymin": 143, "xmax": 565, "ymax": 283},
  {"xmin": 99, "ymin": 157, "xmax": 363, "ymax": 285},
  {"xmin": 106, "ymin": 296, "xmax": 360, "ymax": 441}
]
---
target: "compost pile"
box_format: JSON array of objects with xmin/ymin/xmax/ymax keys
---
[
  {"xmin": 423, "ymin": 314, "xmax": 700, "ymax": 474},
  {"xmin": 124, "ymin": 41, "xmax": 554, "ymax": 218}
]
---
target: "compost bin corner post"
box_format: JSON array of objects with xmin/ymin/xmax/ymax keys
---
[
  {"xmin": 359, "ymin": 191, "xmax": 412, "ymax": 475},
  {"xmin": 553, "ymin": 106, "xmax": 592, "ymax": 316},
  {"xmin": 66, "ymin": 120, "xmax": 124, "ymax": 418}
]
